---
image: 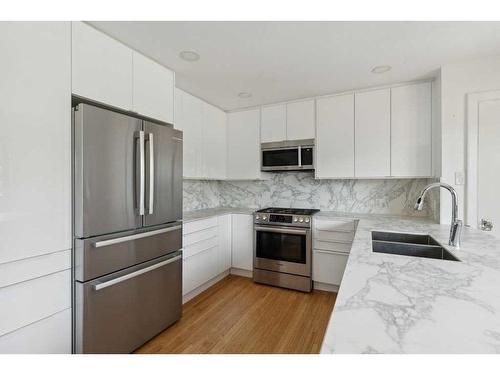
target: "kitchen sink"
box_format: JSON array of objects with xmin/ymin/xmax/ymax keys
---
[{"xmin": 371, "ymin": 231, "xmax": 460, "ymax": 262}]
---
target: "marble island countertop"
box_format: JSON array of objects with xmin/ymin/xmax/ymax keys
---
[{"xmin": 321, "ymin": 215, "xmax": 500, "ymax": 354}]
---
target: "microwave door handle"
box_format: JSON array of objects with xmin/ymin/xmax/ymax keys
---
[{"xmin": 148, "ymin": 133, "xmax": 154, "ymax": 215}]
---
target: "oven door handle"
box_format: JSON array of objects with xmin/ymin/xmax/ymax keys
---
[{"xmin": 254, "ymin": 226, "xmax": 309, "ymax": 235}]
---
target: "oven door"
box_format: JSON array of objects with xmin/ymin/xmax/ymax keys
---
[{"xmin": 254, "ymin": 225, "xmax": 311, "ymax": 277}]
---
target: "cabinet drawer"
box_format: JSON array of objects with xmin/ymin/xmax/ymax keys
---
[
  {"xmin": 315, "ymin": 229, "xmax": 354, "ymax": 242},
  {"xmin": 183, "ymin": 236, "xmax": 218, "ymax": 259},
  {"xmin": 183, "ymin": 226, "xmax": 218, "ymax": 247},
  {"xmin": 183, "ymin": 217, "xmax": 218, "ymax": 235},
  {"xmin": 314, "ymin": 219, "xmax": 355, "ymax": 232},
  {"xmin": 182, "ymin": 245, "xmax": 219, "ymax": 295},
  {"xmin": 312, "ymin": 250, "xmax": 349, "ymax": 285},
  {"xmin": 314, "ymin": 240, "xmax": 352, "ymax": 254}
]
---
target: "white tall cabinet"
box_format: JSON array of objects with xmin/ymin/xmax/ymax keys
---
[
  {"xmin": 391, "ymin": 82, "xmax": 432, "ymax": 177},
  {"xmin": 0, "ymin": 22, "xmax": 71, "ymax": 353},
  {"xmin": 226, "ymin": 109, "xmax": 263, "ymax": 180},
  {"xmin": 316, "ymin": 94, "xmax": 355, "ymax": 178},
  {"xmin": 355, "ymin": 89, "xmax": 391, "ymax": 177}
]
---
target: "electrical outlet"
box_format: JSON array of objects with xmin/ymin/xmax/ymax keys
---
[{"xmin": 455, "ymin": 171, "xmax": 465, "ymax": 185}]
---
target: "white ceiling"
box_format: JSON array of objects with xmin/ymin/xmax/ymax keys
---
[{"xmin": 89, "ymin": 21, "xmax": 500, "ymax": 111}]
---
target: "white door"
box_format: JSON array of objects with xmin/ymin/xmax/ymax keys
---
[
  {"xmin": 477, "ymin": 98, "xmax": 500, "ymax": 237},
  {"xmin": 231, "ymin": 214, "xmax": 253, "ymax": 271}
]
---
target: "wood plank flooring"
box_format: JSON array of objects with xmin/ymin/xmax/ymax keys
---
[{"xmin": 135, "ymin": 275, "xmax": 337, "ymax": 354}]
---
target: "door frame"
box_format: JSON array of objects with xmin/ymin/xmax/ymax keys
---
[{"xmin": 466, "ymin": 90, "xmax": 500, "ymax": 229}]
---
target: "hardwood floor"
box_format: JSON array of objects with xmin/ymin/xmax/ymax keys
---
[{"xmin": 135, "ymin": 275, "xmax": 337, "ymax": 354}]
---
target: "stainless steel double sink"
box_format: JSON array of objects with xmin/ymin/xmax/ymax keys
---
[{"xmin": 371, "ymin": 231, "xmax": 460, "ymax": 262}]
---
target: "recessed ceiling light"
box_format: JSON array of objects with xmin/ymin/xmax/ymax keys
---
[
  {"xmin": 238, "ymin": 92, "xmax": 252, "ymax": 99},
  {"xmin": 371, "ymin": 65, "xmax": 392, "ymax": 74},
  {"xmin": 179, "ymin": 50, "xmax": 200, "ymax": 62}
]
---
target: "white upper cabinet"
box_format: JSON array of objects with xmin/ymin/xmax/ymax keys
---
[
  {"xmin": 391, "ymin": 82, "xmax": 432, "ymax": 177},
  {"xmin": 286, "ymin": 99, "xmax": 315, "ymax": 140},
  {"xmin": 260, "ymin": 104, "xmax": 286, "ymax": 143},
  {"xmin": 132, "ymin": 52, "xmax": 174, "ymax": 124},
  {"xmin": 179, "ymin": 91, "xmax": 203, "ymax": 178},
  {"xmin": 175, "ymin": 88, "xmax": 227, "ymax": 179},
  {"xmin": 316, "ymin": 94, "xmax": 355, "ymax": 178},
  {"xmin": 355, "ymin": 89, "xmax": 391, "ymax": 177},
  {"xmin": 72, "ymin": 22, "xmax": 133, "ymax": 110},
  {"xmin": 227, "ymin": 109, "xmax": 262, "ymax": 180},
  {"xmin": 202, "ymin": 102, "xmax": 227, "ymax": 179}
]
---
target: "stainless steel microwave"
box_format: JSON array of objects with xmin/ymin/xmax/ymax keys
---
[{"xmin": 261, "ymin": 139, "xmax": 315, "ymax": 172}]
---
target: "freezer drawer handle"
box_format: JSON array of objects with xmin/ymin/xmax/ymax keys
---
[
  {"xmin": 93, "ymin": 225, "xmax": 182, "ymax": 248},
  {"xmin": 93, "ymin": 254, "xmax": 182, "ymax": 291}
]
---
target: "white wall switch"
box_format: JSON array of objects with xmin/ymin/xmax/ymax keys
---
[{"xmin": 455, "ymin": 171, "xmax": 465, "ymax": 185}]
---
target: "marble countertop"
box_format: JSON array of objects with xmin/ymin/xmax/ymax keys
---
[
  {"xmin": 320, "ymin": 214, "xmax": 500, "ymax": 354},
  {"xmin": 183, "ymin": 207, "xmax": 256, "ymax": 222}
]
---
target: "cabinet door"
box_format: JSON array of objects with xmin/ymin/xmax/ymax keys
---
[
  {"xmin": 202, "ymin": 103, "xmax": 227, "ymax": 179},
  {"xmin": 231, "ymin": 214, "xmax": 253, "ymax": 271},
  {"xmin": 174, "ymin": 88, "xmax": 184, "ymax": 131},
  {"xmin": 181, "ymin": 91, "xmax": 203, "ymax": 178},
  {"xmin": 316, "ymin": 94, "xmax": 355, "ymax": 178},
  {"xmin": 0, "ymin": 22, "xmax": 71, "ymax": 264},
  {"xmin": 391, "ymin": 82, "xmax": 432, "ymax": 177},
  {"xmin": 312, "ymin": 251, "xmax": 348, "ymax": 285},
  {"xmin": 218, "ymin": 215, "xmax": 232, "ymax": 273},
  {"xmin": 227, "ymin": 109, "xmax": 262, "ymax": 179},
  {"xmin": 183, "ymin": 245, "xmax": 219, "ymax": 295},
  {"xmin": 260, "ymin": 104, "xmax": 286, "ymax": 143},
  {"xmin": 286, "ymin": 99, "xmax": 315, "ymax": 140},
  {"xmin": 72, "ymin": 22, "xmax": 133, "ymax": 110},
  {"xmin": 355, "ymin": 89, "xmax": 390, "ymax": 177},
  {"xmin": 132, "ymin": 52, "xmax": 174, "ymax": 124}
]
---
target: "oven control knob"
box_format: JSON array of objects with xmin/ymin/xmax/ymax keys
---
[
  {"xmin": 262, "ymin": 215, "xmax": 267, "ymax": 221},
  {"xmin": 293, "ymin": 217, "xmax": 298, "ymax": 222},
  {"xmin": 305, "ymin": 217, "xmax": 310, "ymax": 223},
  {"xmin": 299, "ymin": 217, "xmax": 304, "ymax": 223},
  {"xmin": 255, "ymin": 215, "xmax": 260, "ymax": 220}
]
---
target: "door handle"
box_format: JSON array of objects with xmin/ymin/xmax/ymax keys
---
[
  {"xmin": 92, "ymin": 225, "xmax": 182, "ymax": 248},
  {"xmin": 254, "ymin": 225, "xmax": 308, "ymax": 235},
  {"xmin": 136, "ymin": 130, "xmax": 145, "ymax": 216},
  {"xmin": 148, "ymin": 133, "xmax": 154, "ymax": 215},
  {"xmin": 93, "ymin": 254, "xmax": 182, "ymax": 291}
]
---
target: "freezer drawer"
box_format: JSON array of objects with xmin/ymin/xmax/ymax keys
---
[
  {"xmin": 74, "ymin": 251, "xmax": 182, "ymax": 354},
  {"xmin": 74, "ymin": 222, "xmax": 182, "ymax": 282}
]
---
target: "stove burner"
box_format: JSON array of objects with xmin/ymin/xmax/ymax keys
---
[{"xmin": 256, "ymin": 207, "xmax": 320, "ymax": 215}]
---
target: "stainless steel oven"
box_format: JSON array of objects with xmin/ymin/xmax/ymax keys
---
[
  {"xmin": 261, "ymin": 139, "xmax": 314, "ymax": 172},
  {"xmin": 253, "ymin": 208, "xmax": 319, "ymax": 292}
]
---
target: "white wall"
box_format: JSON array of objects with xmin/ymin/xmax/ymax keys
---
[{"xmin": 440, "ymin": 55, "xmax": 500, "ymax": 223}]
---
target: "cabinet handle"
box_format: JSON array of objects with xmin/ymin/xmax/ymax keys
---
[
  {"xmin": 314, "ymin": 249, "xmax": 350, "ymax": 256},
  {"xmin": 93, "ymin": 254, "xmax": 181, "ymax": 291}
]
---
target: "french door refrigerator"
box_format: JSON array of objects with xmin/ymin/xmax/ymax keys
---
[{"xmin": 72, "ymin": 103, "xmax": 183, "ymax": 354}]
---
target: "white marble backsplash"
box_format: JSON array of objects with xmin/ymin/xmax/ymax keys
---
[{"xmin": 184, "ymin": 172, "xmax": 439, "ymax": 217}]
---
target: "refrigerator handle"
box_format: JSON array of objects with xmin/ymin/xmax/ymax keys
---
[
  {"xmin": 148, "ymin": 133, "xmax": 154, "ymax": 215},
  {"xmin": 136, "ymin": 130, "xmax": 146, "ymax": 216}
]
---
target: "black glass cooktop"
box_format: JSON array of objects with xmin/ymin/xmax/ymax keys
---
[{"xmin": 256, "ymin": 207, "xmax": 320, "ymax": 215}]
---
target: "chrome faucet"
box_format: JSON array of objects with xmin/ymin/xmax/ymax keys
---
[{"xmin": 415, "ymin": 182, "xmax": 462, "ymax": 248}]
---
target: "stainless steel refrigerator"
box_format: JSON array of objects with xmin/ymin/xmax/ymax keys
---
[{"xmin": 72, "ymin": 103, "xmax": 183, "ymax": 354}]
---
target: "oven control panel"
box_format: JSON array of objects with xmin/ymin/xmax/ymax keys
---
[{"xmin": 254, "ymin": 213, "xmax": 312, "ymax": 228}]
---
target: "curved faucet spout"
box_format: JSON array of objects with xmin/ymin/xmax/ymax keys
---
[{"xmin": 415, "ymin": 182, "xmax": 462, "ymax": 248}]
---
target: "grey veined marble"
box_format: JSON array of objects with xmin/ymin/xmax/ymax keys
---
[{"xmin": 184, "ymin": 172, "xmax": 439, "ymax": 218}]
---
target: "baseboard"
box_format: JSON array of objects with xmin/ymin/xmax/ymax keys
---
[
  {"xmin": 182, "ymin": 270, "xmax": 230, "ymax": 304},
  {"xmin": 313, "ymin": 281, "xmax": 339, "ymax": 292},
  {"xmin": 230, "ymin": 268, "xmax": 253, "ymax": 278}
]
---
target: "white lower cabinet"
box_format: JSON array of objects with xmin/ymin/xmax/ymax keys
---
[
  {"xmin": 231, "ymin": 214, "xmax": 254, "ymax": 271},
  {"xmin": 312, "ymin": 251, "xmax": 349, "ymax": 286},
  {"xmin": 182, "ymin": 215, "xmax": 233, "ymax": 297},
  {"xmin": 312, "ymin": 218, "xmax": 356, "ymax": 288}
]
